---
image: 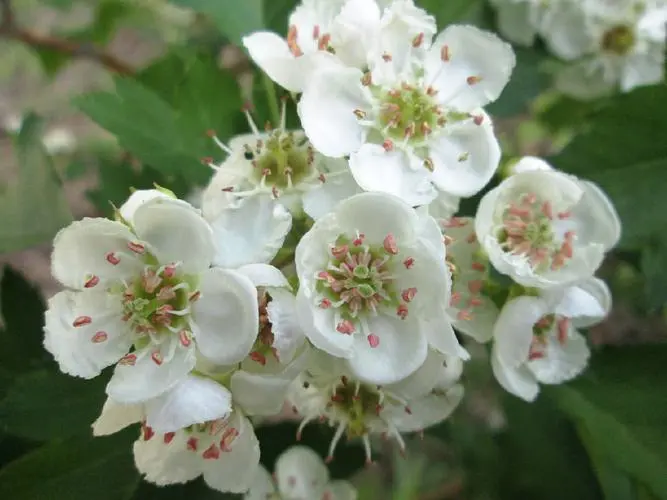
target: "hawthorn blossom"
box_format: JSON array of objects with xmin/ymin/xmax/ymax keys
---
[
  {"xmin": 243, "ymin": 0, "xmax": 436, "ymax": 93},
  {"xmin": 295, "ymin": 192, "xmax": 464, "ymax": 385},
  {"xmin": 289, "ymin": 349, "xmax": 464, "ymax": 464},
  {"xmin": 245, "ymin": 446, "xmax": 357, "ymax": 500},
  {"xmin": 489, "ymin": 0, "xmax": 548, "ymax": 46},
  {"xmin": 92, "ymin": 391, "xmax": 260, "ymax": 494},
  {"xmin": 298, "ymin": 24, "xmax": 514, "ymax": 205},
  {"xmin": 44, "ymin": 193, "xmax": 260, "ymax": 403},
  {"xmin": 475, "ymin": 157, "xmax": 621, "ymax": 289},
  {"xmin": 491, "ymin": 277, "xmax": 611, "ymax": 401}
]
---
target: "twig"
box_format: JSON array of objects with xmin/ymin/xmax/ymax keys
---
[{"xmin": 0, "ymin": 0, "xmax": 134, "ymax": 75}]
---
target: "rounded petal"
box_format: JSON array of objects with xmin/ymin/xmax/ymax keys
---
[
  {"xmin": 51, "ymin": 218, "xmax": 142, "ymax": 289},
  {"xmin": 133, "ymin": 198, "xmax": 215, "ymax": 274},
  {"xmin": 243, "ymin": 32, "xmax": 306, "ymax": 92},
  {"xmin": 302, "ymin": 165, "xmax": 364, "ymax": 221},
  {"xmin": 244, "ymin": 466, "xmax": 276, "ymax": 500},
  {"xmin": 298, "ymin": 68, "xmax": 370, "ymax": 157},
  {"xmin": 191, "ymin": 268, "xmax": 259, "ymax": 365},
  {"xmin": 529, "ymin": 330, "xmax": 590, "ymax": 385},
  {"xmin": 349, "ymin": 145, "xmax": 437, "ymax": 206},
  {"xmin": 296, "ymin": 289, "xmax": 355, "ymax": 358},
  {"xmin": 275, "ymin": 446, "xmax": 329, "ymax": 499},
  {"xmin": 541, "ymin": 3, "xmax": 595, "ymax": 60},
  {"xmin": 554, "ymin": 59, "xmax": 616, "ymax": 100},
  {"xmin": 552, "ymin": 281, "xmax": 607, "ymax": 324},
  {"xmin": 420, "ymin": 308, "xmax": 464, "ymax": 358},
  {"xmin": 133, "ymin": 431, "xmax": 201, "ymax": 486},
  {"xmin": 208, "ymin": 196, "xmax": 292, "ymax": 268},
  {"xmin": 145, "ymin": 375, "xmax": 232, "ymax": 433},
  {"xmin": 107, "ymin": 341, "xmax": 196, "ymax": 404},
  {"xmin": 495, "ymin": 2, "xmax": 538, "ymax": 46},
  {"xmin": 201, "ymin": 414, "xmax": 261, "ymax": 494},
  {"xmin": 230, "ymin": 371, "xmax": 293, "ymax": 416},
  {"xmin": 386, "ymin": 384, "xmax": 464, "ymax": 433},
  {"xmin": 574, "ymin": 180, "xmax": 621, "ymax": 251},
  {"xmin": 510, "ymin": 156, "xmax": 554, "ymax": 175},
  {"xmin": 334, "ymin": 191, "xmax": 419, "ymax": 244},
  {"xmin": 44, "ymin": 290, "xmax": 132, "ymax": 379},
  {"xmin": 388, "ymin": 349, "xmax": 447, "ymax": 399},
  {"xmin": 427, "ymin": 191, "xmax": 461, "ymax": 220},
  {"xmin": 621, "ymin": 51, "xmax": 664, "ymax": 92},
  {"xmin": 326, "ymin": 480, "xmax": 358, "ymax": 500},
  {"xmin": 491, "ymin": 348, "xmax": 539, "ymax": 402},
  {"xmin": 429, "ymin": 113, "xmax": 501, "ymax": 197},
  {"xmin": 568, "ymin": 277, "xmax": 612, "ymax": 328},
  {"xmin": 494, "ymin": 296, "xmax": 548, "ymax": 367},
  {"xmin": 119, "ymin": 189, "xmax": 173, "ymax": 223},
  {"xmin": 92, "ymin": 398, "xmax": 143, "ymax": 436},
  {"xmin": 267, "ymin": 288, "xmax": 305, "ymax": 363},
  {"xmin": 425, "ymin": 25, "xmax": 515, "ymax": 111},
  {"xmin": 236, "ymin": 263, "xmax": 289, "ymax": 288},
  {"xmin": 345, "ymin": 315, "xmax": 428, "ymax": 385}
]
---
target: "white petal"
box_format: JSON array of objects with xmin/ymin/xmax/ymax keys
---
[
  {"xmin": 51, "ymin": 218, "xmax": 142, "ymax": 290},
  {"xmin": 332, "ymin": 0, "xmax": 381, "ymax": 69},
  {"xmin": 420, "ymin": 308, "xmax": 464, "ymax": 358},
  {"xmin": 529, "ymin": 330, "xmax": 590, "ymax": 385},
  {"xmin": 298, "ymin": 67, "xmax": 370, "ymax": 157},
  {"xmin": 296, "ymin": 289, "xmax": 355, "ymax": 358},
  {"xmin": 267, "ymin": 288, "xmax": 305, "ymax": 363},
  {"xmin": 568, "ymin": 277, "xmax": 612, "ymax": 328},
  {"xmin": 346, "ymin": 314, "xmax": 428, "ymax": 385},
  {"xmin": 621, "ymin": 51, "xmax": 664, "ymax": 91},
  {"xmin": 541, "ymin": 3, "xmax": 595, "ymax": 61},
  {"xmin": 133, "ymin": 198, "xmax": 215, "ymax": 274},
  {"xmin": 326, "ymin": 480, "xmax": 358, "ymax": 500},
  {"xmin": 554, "ymin": 59, "xmax": 616, "ymax": 100},
  {"xmin": 145, "ymin": 375, "xmax": 232, "ymax": 433},
  {"xmin": 242, "ymin": 32, "xmax": 306, "ymax": 92},
  {"xmin": 493, "ymin": 296, "xmax": 548, "ymax": 367},
  {"xmin": 574, "ymin": 180, "xmax": 621, "ymax": 251},
  {"xmin": 386, "ymin": 384, "xmax": 464, "ymax": 433},
  {"xmin": 107, "ymin": 341, "xmax": 196, "ymax": 404},
  {"xmin": 425, "ymin": 25, "xmax": 515, "ymax": 111},
  {"xmin": 191, "ymin": 268, "xmax": 259, "ymax": 365},
  {"xmin": 428, "ymin": 191, "xmax": 461, "ymax": 220},
  {"xmin": 119, "ymin": 189, "xmax": 172, "ymax": 223},
  {"xmin": 208, "ymin": 195, "xmax": 292, "ymax": 268},
  {"xmin": 275, "ymin": 446, "xmax": 329, "ymax": 499},
  {"xmin": 495, "ymin": 2, "xmax": 538, "ymax": 46},
  {"xmin": 202, "ymin": 414, "xmax": 261, "ymax": 494},
  {"xmin": 44, "ymin": 290, "xmax": 132, "ymax": 379},
  {"xmin": 92, "ymin": 398, "xmax": 143, "ymax": 436},
  {"xmin": 437, "ymin": 355, "xmax": 464, "ymax": 390},
  {"xmin": 510, "ymin": 156, "xmax": 554, "ymax": 174},
  {"xmin": 231, "ymin": 371, "xmax": 292, "ymax": 416},
  {"xmin": 553, "ymin": 282, "xmax": 606, "ymax": 322},
  {"xmin": 349, "ymin": 145, "xmax": 437, "ymax": 206},
  {"xmin": 236, "ymin": 263, "xmax": 289, "ymax": 288},
  {"xmin": 491, "ymin": 347, "xmax": 539, "ymax": 402},
  {"xmin": 302, "ymin": 165, "xmax": 364, "ymax": 221},
  {"xmin": 133, "ymin": 431, "xmax": 201, "ymax": 486},
  {"xmin": 429, "ymin": 113, "xmax": 500, "ymax": 197},
  {"xmin": 334, "ymin": 190, "xmax": 419, "ymax": 244},
  {"xmin": 388, "ymin": 349, "xmax": 447, "ymax": 399},
  {"xmin": 244, "ymin": 466, "xmax": 276, "ymax": 500}
]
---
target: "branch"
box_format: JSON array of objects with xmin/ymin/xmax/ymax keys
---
[{"xmin": 0, "ymin": 0, "xmax": 134, "ymax": 76}]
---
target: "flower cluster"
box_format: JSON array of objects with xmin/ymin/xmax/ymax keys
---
[
  {"xmin": 490, "ymin": 0, "xmax": 667, "ymax": 98},
  {"xmin": 42, "ymin": 0, "xmax": 621, "ymax": 495}
]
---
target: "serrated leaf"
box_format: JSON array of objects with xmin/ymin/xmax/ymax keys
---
[
  {"xmin": 0, "ymin": 430, "xmax": 139, "ymax": 500},
  {"xmin": 550, "ymin": 345, "xmax": 667, "ymax": 500},
  {"xmin": 550, "ymin": 84, "xmax": 667, "ymax": 248},
  {"xmin": 0, "ymin": 114, "xmax": 72, "ymax": 252},
  {"xmin": 169, "ymin": 0, "xmax": 264, "ymax": 45},
  {"xmin": 0, "ymin": 370, "xmax": 110, "ymax": 441}
]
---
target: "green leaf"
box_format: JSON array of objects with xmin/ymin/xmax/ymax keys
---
[
  {"xmin": 487, "ymin": 46, "xmax": 549, "ymax": 118},
  {"xmin": 550, "ymin": 345, "xmax": 667, "ymax": 499},
  {"xmin": 132, "ymin": 479, "xmax": 237, "ymax": 499},
  {"xmin": 0, "ymin": 370, "xmax": 110, "ymax": 441},
  {"xmin": 640, "ymin": 241, "xmax": 667, "ymax": 312},
  {"xmin": 416, "ymin": 0, "xmax": 488, "ymax": 27},
  {"xmin": 263, "ymin": 0, "xmax": 297, "ymax": 32},
  {"xmin": 0, "ymin": 114, "xmax": 72, "ymax": 252},
  {"xmin": 169, "ymin": 0, "xmax": 264, "ymax": 45},
  {"xmin": 0, "ymin": 430, "xmax": 139, "ymax": 500},
  {"xmin": 550, "ymin": 84, "xmax": 667, "ymax": 248}
]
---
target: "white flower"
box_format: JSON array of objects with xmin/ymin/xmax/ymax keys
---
[
  {"xmin": 202, "ymin": 106, "xmax": 362, "ymax": 239},
  {"xmin": 289, "ymin": 349, "xmax": 464, "ymax": 464},
  {"xmin": 439, "ymin": 216, "xmax": 499, "ymax": 343},
  {"xmin": 243, "ymin": 0, "xmax": 436, "ymax": 93},
  {"xmin": 245, "ymin": 446, "xmax": 357, "ymax": 500},
  {"xmin": 92, "ymin": 392, "xmax": 260, "ymax": 494},
  {"xmin": 295, "ymin": 192, "xmax": 464, "ymax": 385},
  {"xmin": 475, "ymin": 158, "xmax": 621, "ymax": 289},
  {"xmin": 44, "ymin": 193, "xmax": 260, "ymax": 403},
  {"xmin": 541, "ymin": 0, "xmax": 667, "ymax": 98},
  {"xmin": 298, "ymin": 24, "xmax": 513, "ymax": 205},
  {"xmin": 491, "ymin": 277, "xmax": 611, "ymax": 401}
]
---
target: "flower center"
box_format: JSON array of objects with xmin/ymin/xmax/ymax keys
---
[
  {"xmin": 376, "ymin": 84, "xmax": 443, "ymax": 144},
  {"xmin": 529, "ymin": 314, "xmax": 570, "ymax": 360},
  {"xmin": 316, "ymin": 232, "xmax": 415, "ymax": 333},
  {"xmin": 497, "ymin": 193, "xmax": 575, "ymax": 271},
  {"xmin": 245, "ymin": 130, "xmax": 315, "ymax": 190},
  {"xmin": 330, "ymin": 378, "xmax": 383, "ymax": 439},
  {"xmin": 602, "ymin": 25, "xmax": 635, "ymax": 55}
]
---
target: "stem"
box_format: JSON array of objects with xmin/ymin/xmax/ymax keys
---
[
  {"xmin": 261, "ymin": 72, "xmax": 281, "ymax": 127},
  {"xmin": 0, "ymin": 0, "xmax": 134, "ymax": 75}
]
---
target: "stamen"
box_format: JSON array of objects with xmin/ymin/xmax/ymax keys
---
[
  {"xmin": 106, "ymin": 252, "xmax": 120, "ymax": 265},
  {"xmin": 383, "ymin": 233, "xmax": 398, "ymax": 255},
  {"xmin": 412, "ymin": 32, "xmax": 424, "ymax": 48},
  {"xmin": 326, "ymin": 422, "xmax": 347, "ymax": 463},
  {"xmin": 84, "ymin": 275, "xmax": 99, "ymax": 288},
  {"xmin": 441, "ymin": 45, "xmax": 451, "ymax": 61},
  {"xmin": 336, "ymin": 320, "xmax": 356, "ymax": 334},
  {"xmin": 91, "ymin": 331, "xmax": 108, "ymax": 343},
  {"xmin": 73, "ymin": 316, "xmax": 92, "ymax": 327}
]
